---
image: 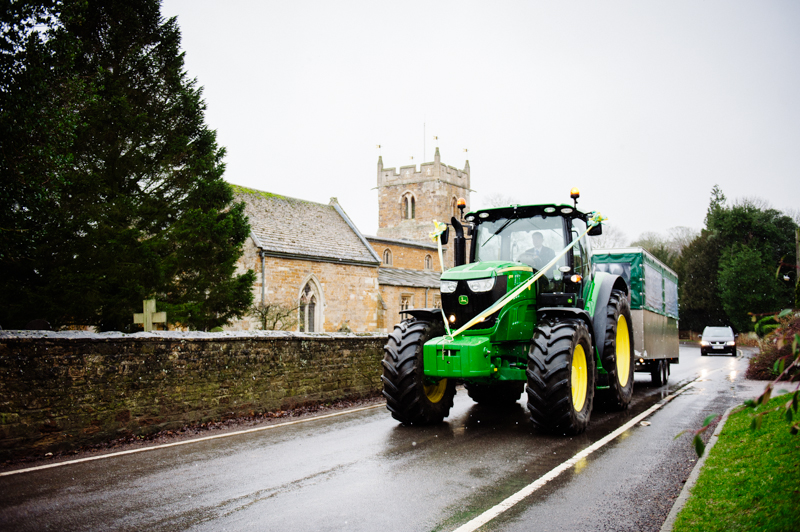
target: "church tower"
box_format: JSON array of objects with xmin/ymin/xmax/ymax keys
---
[{"xmin": 376, "ymin": 147, "xmax": 471, "ymax": 244}]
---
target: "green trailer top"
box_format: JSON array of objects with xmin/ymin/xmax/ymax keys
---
[{"xmin": 592, "ymin": 247, "xmax": 679, "ymax": 320}]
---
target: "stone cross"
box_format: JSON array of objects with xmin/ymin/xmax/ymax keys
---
[{"xmin": 133, "ymin": 299, "xmax": 167, "ymax": 331}]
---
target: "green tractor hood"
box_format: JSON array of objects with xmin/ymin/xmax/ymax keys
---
[{"xmin": 441, "ymin": 261, "xmax": 532, "ymax": 281}]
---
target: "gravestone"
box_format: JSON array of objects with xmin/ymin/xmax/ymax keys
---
[{"xmin": 133, "ymin": 300, "xmax": 167, "ymax": 332}]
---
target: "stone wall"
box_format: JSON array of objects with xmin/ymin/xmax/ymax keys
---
[{"xmin": 0, "ymin": 331, "xmax": 387, "ymax": 459}]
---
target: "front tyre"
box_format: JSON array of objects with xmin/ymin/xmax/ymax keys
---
[
  {"xmin": 600, "ymin": 289, "xmax": 635, "ymax": 410},
  {"xmin": 381, "ymin": 318, "xmax": 455, "ymax": 425},
  {"xmin": 526, "ymin": 319, "xmax": 595, "ymax": 435}
]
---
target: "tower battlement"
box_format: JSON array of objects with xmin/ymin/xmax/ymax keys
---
[
  {"xmin": 377, "ymin": 147, "xmax": 470, "ymax": 189},
  {"xmin": 376, "ymin": 148, "xmax": 471, "ymax": 260}
]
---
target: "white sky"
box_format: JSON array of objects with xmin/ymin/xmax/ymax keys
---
[{"xmin": 161, "ymin": 0, "xmax": 800, "ymax": 243}]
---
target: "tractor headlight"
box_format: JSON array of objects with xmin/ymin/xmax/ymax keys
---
[
  {"xmin": 440, "ymin": 280, "xmax": 458, "ymax": 293},
  {"xmin": 467, "ymin": 278, "xmax": 495, "ymax": 292}
]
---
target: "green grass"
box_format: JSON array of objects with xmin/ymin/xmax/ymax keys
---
[{"xmin": 673, "ymin": 395, "xmax": 800, "ymax": 532}]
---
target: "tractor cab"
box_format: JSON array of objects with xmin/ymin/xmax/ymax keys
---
[{"xmin": 462, "ymin": 203, "xmax": 597, "ymax": 304}]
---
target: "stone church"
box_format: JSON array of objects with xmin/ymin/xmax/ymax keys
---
[{"xmin": 228, "ymin": 148, "xmax": 471, "ymax": 333}]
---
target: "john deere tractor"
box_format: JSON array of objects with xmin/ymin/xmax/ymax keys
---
[{"xmin": 381, "ymin": 190, "xmax": 633, "ymax": 435}]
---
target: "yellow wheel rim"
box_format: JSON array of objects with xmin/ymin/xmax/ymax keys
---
[
  {"xmin": 424, "ymin": 379, "xmax": 448, "ymax": 403},
  {"xmin": 571, "ymin": 344, "xmax": 588, "ymax": 412},
  {"xmin": 616, "ymin": 315, "xmax": 631, "ymax": 386}
]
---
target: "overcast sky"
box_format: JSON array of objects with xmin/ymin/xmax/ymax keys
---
[{"xmin": 161, "ymin": 0, "xmax": 799, "ymax": 243}]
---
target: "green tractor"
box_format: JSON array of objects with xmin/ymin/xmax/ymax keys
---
[{"xmin": 381, "ymin": 190, "xmax": 633, "ymax": 435}]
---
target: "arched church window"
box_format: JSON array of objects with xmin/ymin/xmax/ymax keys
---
[
  {"xmin": 452, "ymin": 197, "xmax": 458, "ymax": 218},
  {"xmin": 424, "ymin": 254, "xmax": 432, "ymax": 270},
  {"xmin": 299, "ymin": 281, "xmax": 320, "ymax": 332},
  {"xmin": 383, "ymin": 249, "xmax": 392, "ymax": 266},
  {"xmin": 401, "ymin": 192, "xmax": 416, "ymax": 220}
]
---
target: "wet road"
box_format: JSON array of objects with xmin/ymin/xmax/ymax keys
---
[{"xmin": 0, "ymin": 345, "xmax": 760, "ymax": 532}]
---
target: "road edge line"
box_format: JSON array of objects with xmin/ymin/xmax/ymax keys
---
[{"xmin": 451, "ymin": 381, "xmax": 696, "ymax": 532}]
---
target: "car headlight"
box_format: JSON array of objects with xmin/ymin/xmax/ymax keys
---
[
  {"xmin": 467, "ymin": 278, "xmax": 495, "ymax": 292},
  {"xmin": 727, "ymin": 341, "xmax": 736, "ymax": 346},
  {"xmin": 700, "ymin": 340, "xmax": 710, "ymax": 346},
  {"xmin": 440, "ymin": 280, "xmax": 458, "ymax": 293}
]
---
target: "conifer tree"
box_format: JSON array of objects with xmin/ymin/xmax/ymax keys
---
[{"xmin": 0, "ymin": 0, "xmax": 255, "ymax": 331}]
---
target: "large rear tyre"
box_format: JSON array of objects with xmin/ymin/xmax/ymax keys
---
[
  {"xmin": 466, "ymin": 381, "xmax": 524, "ymax": 407},
  {"xmin": 381, "ymin": 318, "xmax": 456, "ymax": 425},
  {"xmin": 526, "ymin": 319, "xmax": 595, "ymax": 435},
  {"xmin": 599, "ymin": 289, "xmax": 634, "ymax": 410}
]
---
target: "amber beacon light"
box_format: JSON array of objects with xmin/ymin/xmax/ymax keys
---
[{"xmin": 570, "ymin": 187, "xmax": 580, "ymax": 208}]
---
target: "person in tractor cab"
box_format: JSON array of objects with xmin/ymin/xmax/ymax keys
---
[{"xmin": 521, "ymin": 231, "xmax": 555, "ymax": 270}]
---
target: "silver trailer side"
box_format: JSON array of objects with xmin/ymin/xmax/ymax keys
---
[{"xmin": 631, "ymin": 308, "xmax": 679, "ymax": 361}]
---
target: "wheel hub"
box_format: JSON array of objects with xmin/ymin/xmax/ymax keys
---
[
  {"xmin": 571, "ymin": 344, "xmax": 588, "ymax": 411},
  {"xmin": 424, "ymin": 379, "xmax": 448, "ymax": 403},
  {"xmin": 616, "ymin": 315, "xmax": 631, "ymax": 385}
]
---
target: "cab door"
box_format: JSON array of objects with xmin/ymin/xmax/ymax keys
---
[{"xmin": 569, "ymin": 217, "xmax": 593, "ymax": 307}]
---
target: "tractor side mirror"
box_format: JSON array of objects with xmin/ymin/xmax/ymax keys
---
[
  {"xmin": 588, "ymin": 224, "xmax": 603, "ymax": 236},
  {"xmin": 440, "ymin": 226, "xmax": 449, "ymax": 245}
]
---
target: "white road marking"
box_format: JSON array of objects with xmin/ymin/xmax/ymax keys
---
[
  {"xmin": 0, "ymin": 404, "xmax": 385, "ymax": 477},
  {"xmin": 451, "ymin": 381, "xmax": 699, "ymax": 532}
]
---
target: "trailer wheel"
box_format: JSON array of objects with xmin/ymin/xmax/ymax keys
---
[
  {"xmin": 466, "ymin": 381, "xmax": 524, "ymax": 406},
  {"xmin": 651, "ymin": 359, "xmax": 668, "ymax": 386},
  {"xmin": 600, "ymin": 289, "xmax": 635, "ymax": 409},
  {"xmin": 381, "ymin": 318, "xmax": 455, "ymax": 425},
  {"xmin": 526, "ymin": 319, "xmax": 595, "ymax": 435}
]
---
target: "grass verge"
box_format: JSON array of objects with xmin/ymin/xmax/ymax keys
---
[{"xmin": 673, "ymin": 395, "xmax": 800, "ymax": 532}]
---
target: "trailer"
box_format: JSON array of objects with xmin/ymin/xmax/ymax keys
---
[{"xmin": 592, "ymin": 247, "xmax": 679, "ymax": 385}]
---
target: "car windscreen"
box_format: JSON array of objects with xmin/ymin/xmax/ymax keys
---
[{"xmin": 702, "ymin": 327, "xmax": 733, "ymax": 338}]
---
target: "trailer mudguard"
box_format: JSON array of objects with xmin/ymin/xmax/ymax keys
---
[{"xmin": 589, "ymin": 273, "xmax": 629, "ymax": 362}]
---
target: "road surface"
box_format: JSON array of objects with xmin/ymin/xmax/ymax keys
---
[{"xmin": 0, "ymin": 344, "xmax": 761, "ymax": 531}]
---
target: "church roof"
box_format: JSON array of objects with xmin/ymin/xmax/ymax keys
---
[
  {"xmin": 233, "ymin": 185, "xmax": 381, "ymax": 266},
  {"xmin": 365, "ymin": 235, "xmax": 439, "ymax": 250},
  {"xmin": 378, "ymin": 267, "xmax": 441, "ymax": 288}
]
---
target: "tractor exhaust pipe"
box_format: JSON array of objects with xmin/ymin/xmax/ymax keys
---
[{"xmin": 451, "ymin": 216, "xmax": 466, "ymax": 267}]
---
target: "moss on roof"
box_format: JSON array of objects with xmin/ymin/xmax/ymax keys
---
[{"xmin": 230, "ymin": 184, "xmax": 316, "ymax": 205}]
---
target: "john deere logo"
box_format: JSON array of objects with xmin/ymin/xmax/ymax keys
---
[{"xmin": 459, "ymin": 295, "xmax": 469, "ymax": 305}]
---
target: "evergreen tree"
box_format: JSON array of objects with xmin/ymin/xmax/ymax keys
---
[
  {"xmin": 674, "ymin": 230, "xmax": 727, "ymax": 332},
  {"xmin": 0, "ymin": 0, "xmax": 254, "ymax": 331},
  {"xmin": 704, "ymin": 183, "xmax": 727, "ymax": 228},
  {"xmin": 718, "ymin": 244, "xmax": 784, "ymax": 332}
]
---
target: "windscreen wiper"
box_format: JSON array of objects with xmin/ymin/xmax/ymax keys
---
[{"xmin": 481, "ymin": 217, "xmax": 518, "ymax": 247}]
